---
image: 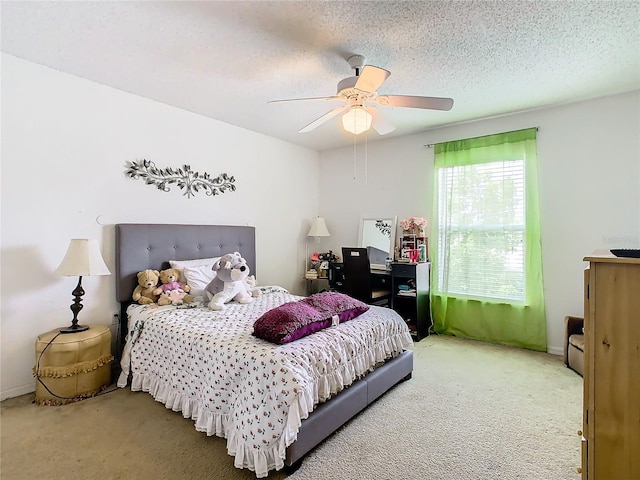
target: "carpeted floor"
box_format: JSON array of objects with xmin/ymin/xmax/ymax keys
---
[{"xmin": 1, "ymin": 335, "xmax": 583, "ymax": 480}]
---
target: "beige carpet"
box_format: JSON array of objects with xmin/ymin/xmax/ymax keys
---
[{"xmin": 1, "ymin": 335, "xmax": 583, "ymax": 480}]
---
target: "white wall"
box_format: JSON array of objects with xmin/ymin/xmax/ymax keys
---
[
  {"xmin": 319, "ymin": 91, "xmax": 640, "ymax": 355},
  {"xmin": 0, "ymin": 54, "xmax": 320, "ymax": 399},
  {"xmin": 2, "ymin": 53, "xmax": 638, "ymax": 399}
]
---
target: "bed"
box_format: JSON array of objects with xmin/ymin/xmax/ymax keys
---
[{"xmin": 114, "ymin": 223, "xmax": 414, "ymax": 477}]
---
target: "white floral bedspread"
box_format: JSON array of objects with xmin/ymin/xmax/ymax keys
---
[{"xmin": 118, "ymin": 288, "xmax": 412, "ymax": 478}]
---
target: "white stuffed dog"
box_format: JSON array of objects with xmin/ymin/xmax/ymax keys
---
[{"xmin": 204, "ymin": 252, "xmax": 253, "ymax": 310}]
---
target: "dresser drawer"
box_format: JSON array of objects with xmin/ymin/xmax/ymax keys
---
[{"xmin": 392, "ymin": 263, "xmax": 416, "ymax": 277}]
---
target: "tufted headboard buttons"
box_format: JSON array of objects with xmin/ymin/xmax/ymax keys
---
[{"xmin": 115, "ymin": 224, "xmax": 256, "ymax": 304}]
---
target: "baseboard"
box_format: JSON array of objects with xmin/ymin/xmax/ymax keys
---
[
  {"xmin": 547, "ymin": 345, "xmax": 562, "ymax": 356},
  {"xmin": 1, "ymin": 382, "xmax": 35, "ymax": 401}
]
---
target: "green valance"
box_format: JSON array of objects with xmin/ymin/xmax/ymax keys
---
[{"xmin": 434, "ymin": 128, "xmax": 537, "ymax": 154}]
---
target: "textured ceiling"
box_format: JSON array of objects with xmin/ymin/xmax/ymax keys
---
[{"xmin": 2, "ymin": 1, "xmax": 639, "ymax": 151}]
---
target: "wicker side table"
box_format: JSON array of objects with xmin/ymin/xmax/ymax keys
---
[{"xmin": 34, "ymin": 324, "xmax": 113, "ymax": 405}]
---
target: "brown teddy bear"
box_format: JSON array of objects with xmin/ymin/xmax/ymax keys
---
[
  {"xmin": 154, "ymin": 268, "xmax": 195, "ymax": 306},
  {"xmin": 132, "ymin": 269, "xmax": 160, "ymax": 304}
]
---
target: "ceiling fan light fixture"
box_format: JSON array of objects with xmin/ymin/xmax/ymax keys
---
[
  {"xmin": 341, "ymin": 106, "xmax": 372, "ymax": 135},
  {"xmin": 272, "ymin": 55, "xmax": 453, "ymax": 135}
]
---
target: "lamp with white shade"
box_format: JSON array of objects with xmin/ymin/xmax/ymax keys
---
[
  {"xmin": 306, "ymin": 217, "xmax": 331, "ymax": 275},
  {"xmin": 54, "ymin": 239, "xmax": 111, "ymax": 334},
  {"xmin": 307, "ymin": 216, "xmax": 331, "ymax": 237}
]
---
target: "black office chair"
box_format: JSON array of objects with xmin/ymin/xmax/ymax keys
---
[{"xmin": 341, "ymin": 247, "xmax": 392, "ymax": 307}]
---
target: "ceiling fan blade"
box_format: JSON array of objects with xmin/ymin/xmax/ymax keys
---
[
  {"xmin": 269, "ymin": 96, "xmax": 342, "ymax": 104},
  {"xmin": 354, "ymin": 65, "xmax": 391, "ymax": 93},
  {"xmin": 376, "ymin": 95, "xmax": 454, "ymax": 111},
  {"xmin": 299, "ymin": 105, "xmax": 347, "ymax": 133},
  {"xmin": 368, "ymin": 107, "xmax": 395, "ymax": 135}
]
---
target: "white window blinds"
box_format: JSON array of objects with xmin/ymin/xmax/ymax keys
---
[{"xmin": 437, "ymin": 159, "xmax": 525, "ymax": 302}]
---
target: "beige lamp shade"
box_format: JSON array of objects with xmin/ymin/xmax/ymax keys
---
[
  {"xmin": 55, "ymin": 239, "xmax": 111, "ymax": 277},
  {"xmin": 307, "ymin": 217, "xmax": 331, "ymax": 237}
]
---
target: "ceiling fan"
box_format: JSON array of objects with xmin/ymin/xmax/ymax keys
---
[{"xmin": 269, "ymin": 55, "xmax": 454, "ymax": 135}]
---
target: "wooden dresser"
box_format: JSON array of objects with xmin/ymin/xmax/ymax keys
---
[{"xmin": 581, "ymin": 255, "xmax": 640, "ymax": 479}]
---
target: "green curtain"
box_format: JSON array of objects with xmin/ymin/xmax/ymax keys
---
[{"xmin": 431, "ymin": 128, "xmax": 547, "ymax": 351}]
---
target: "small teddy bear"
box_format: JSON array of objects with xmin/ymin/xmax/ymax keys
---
[
  {"xmin": 158, "ymin": 288, "xmax": 190, "ymax": 306},
  {"xmin": 132, "ymin": 269, "xmax": 161, "ymax": 305},
  {"xmin": 154, "ymin": 268, "xmax": 195, "ymax": 306}
]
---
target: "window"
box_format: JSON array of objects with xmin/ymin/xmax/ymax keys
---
[
  {"xmin": 431, "ymin": 128, "xmax": 546, "ymax": 351},
  {"xmin": 437, "ymin": 159, "xmax": 525, "ymax": 302}
]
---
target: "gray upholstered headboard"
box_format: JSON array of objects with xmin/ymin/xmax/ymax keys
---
[
  {"xmin": 116, "ymin": 223, "xmax": 256, "ymax": 340},
  {"xmin": 115, "ymin": 223, "xmax": 256, "ymax": 347},
  {"xmin": 115, "ymin": 223, "xmax": 256, "ymax": 303}
]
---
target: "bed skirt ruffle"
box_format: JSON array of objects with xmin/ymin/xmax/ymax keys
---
[{"xmin": 129, "ymin": 329, "xmax": 411, "ymax": 477}]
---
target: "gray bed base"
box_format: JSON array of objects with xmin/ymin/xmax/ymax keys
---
[
  {"xmin": 285, "ymin": 350, "xmax": 413, "ymax": 468},
  {"xmin": 114, "ymin": 223, "xmax": 413, "ymax": 469}
]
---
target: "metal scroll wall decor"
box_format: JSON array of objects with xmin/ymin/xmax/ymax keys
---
[{"xmin": 125, "ymin": 159, "xmax": 236, "ymax": 198}]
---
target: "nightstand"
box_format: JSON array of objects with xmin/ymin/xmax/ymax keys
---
[
  {"xmin": 305, "ymin": 277, "xmax": 329, "ymax": 296},
  {"xmin": 33, "ymin": 324, "xmax": 113, "ymax": 405}
]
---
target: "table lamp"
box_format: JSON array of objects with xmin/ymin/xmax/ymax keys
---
[
  {"xmin": 54, "ymin": 239, "xmax": 111, "ymax": 334},
  {"xmin": 307, "ymin": 216, "xmax": 331, "ymax": 238},
  {"xmin": 306, "ymin": 216, "xmax": 331, "ymax": 273}
]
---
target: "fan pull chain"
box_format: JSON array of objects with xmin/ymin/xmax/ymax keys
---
[
  {"xmin": 364, "ymin": 127, "xmax": 369, "ymax": 185},
  {"xmin": 353, "ymin": 130, "xmax": 357, "ymax": 181}
]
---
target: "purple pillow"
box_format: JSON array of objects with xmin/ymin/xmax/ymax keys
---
[
  {"xmin": 253, "ymin": 292, "xmax": 369, "ymax": 344},
  {"xmin": 303, "ymin": 292, "xmax": 370, "ymax": 322}
]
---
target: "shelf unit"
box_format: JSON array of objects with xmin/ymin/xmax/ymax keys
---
[
  {"xmin": 400, "ymin": 234, "xmax": 428, "ymax": 262},
  {"xmin": 391, "ymin": 262, "xmax": 431, "ymax": 341}
]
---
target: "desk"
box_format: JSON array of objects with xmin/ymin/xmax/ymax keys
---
[
  {"xmin": 330, "ymin": 263, "xmax": 392, "ymax": 291},
  {"xmin": 332, "ymin": 262, "xmax": 431, "ymax": 341},
  {"xmin": 370, "ymin": 268, "xmax": 392, "ymax": 291},
  {"xmin": 391, "ymin": 262, "xmax": 431, "ymax": 340}
]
